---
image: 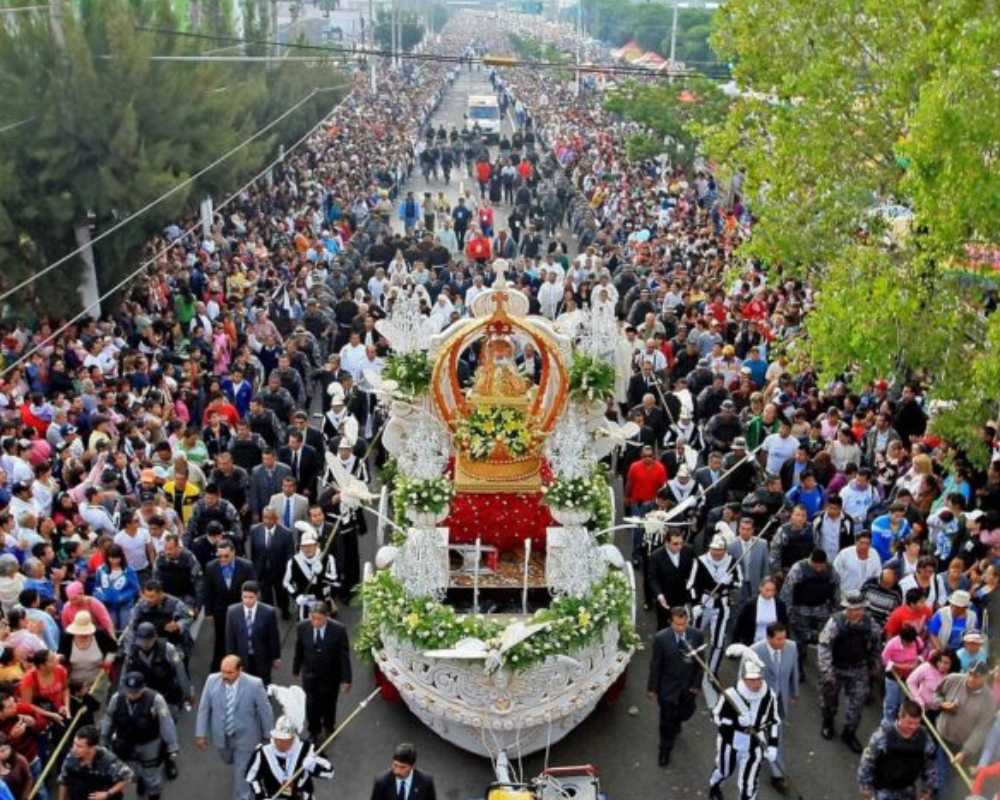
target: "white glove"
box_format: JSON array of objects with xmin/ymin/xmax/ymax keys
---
[
  {"xmin": 738, "ymin": 714, "xmax": 751, "ymax": 726},
  {"xmin": 692, "ymin": 605, "xmax": 703, "ymax": 621},
  {"xmin": 296, "ymin": 594, "xmax": 314, "ymax": 606},
  {"xmin": 765, "ymin": 746, "xmax": 778, "ymax": 762}
]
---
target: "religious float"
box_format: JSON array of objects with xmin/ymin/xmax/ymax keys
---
[{"xmin": 351, "ymin": 261, "xmax": 640, "ymax": 758}]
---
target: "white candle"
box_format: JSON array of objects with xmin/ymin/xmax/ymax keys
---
[
  {"xmin": 522, "ymin": 538, "xmax": 532, "ymax": 614},
  {"xmin": 473, "ymin": 537, "xmax": 481, "ymax": 615}
]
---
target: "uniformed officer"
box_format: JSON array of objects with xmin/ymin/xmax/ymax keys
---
[
  {"xmin": 121, "ymin": 623, "xmax": 192, "ymax": 718},
  {"xmin": 100, "ymin": 673, "xmax": 179, "ymax": 800},
  {"xmin": 708, "ymin": 653, "xmax": 780, "ymax": 800},
  {"xmin": 817, "ymin": 591, "xmax": 882, "ymax": 753},
  {"xmin": 123, "ymin": 580, "xmax": 195, "ymax": 665},
  {"xmin": 857, "ymin": 699, "xmax": 936, "ymax": 800},
  {"xmin": 245, "ymin": 717, "xmax": 334, "ymax": 800},
  {"xmin": 779, "ymin": 549, "xmax": 840, "ymax": 675},
  {"xmin": 58, "ymin": 724, "xmax": 132, "ymax": 800},
  {"xmin": 283, "ymin": 524, "xmax": 339, "ymax": 622}
]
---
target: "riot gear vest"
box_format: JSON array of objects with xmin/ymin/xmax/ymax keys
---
[
  {"xmin": 792, "ymin": 569, "xmax": 836, "ymax": 607},
  {"xmin": 873, "ymin": 727, "xmax": 928, "ymax": 790},
  {"xmin": 832, "ymin": 622, "xmax": 871, "ymax": 669},
  {"xmin": 110, "ymin": 690, "xmax": 160, "ymax": 746},
  {"xmin": 780, "ymin": 528, "xmax": 814, "ymax": 570},
  {"xmin": 124, "ymin": 643, "xmax": 182, "ymax": 705}
]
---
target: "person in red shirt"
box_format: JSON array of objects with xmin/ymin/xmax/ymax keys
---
[
  {"xmin": 517, "ymin": 159, "xmax": 533, "ymax": 183},
  {"xmin": 465, "ymin": 228, "xmax": 492, "ymax": 265},
  {"xmin": 625, "ymin": 445, "xmax": 668, "ymax": 573},
  {"xmin": 0, "ymin": 689, "xmax": 44, "ymax": 767},
  {"xmin": 883, "ymin": 587, "xmax": 933, "ymax": 639},
  {"xmin": 475, "ymin": 159, "xmax": 491, "ymax": 199},
  {"xmin": 477, "ymin": 203, "xmax": 494, "ymax": 237}
]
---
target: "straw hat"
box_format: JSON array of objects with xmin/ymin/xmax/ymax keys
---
[{"xmin": 66, "ymin": 611, "xmax": 97, "ymax": 636}]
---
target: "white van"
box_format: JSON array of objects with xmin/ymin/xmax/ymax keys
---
[{"xmin": 465, "ymin": 94, "xmax": 502, "ymax": 142}]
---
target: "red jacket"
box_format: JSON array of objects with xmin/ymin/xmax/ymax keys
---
[
  {"xmin": 478, "ymin": 207, "xmax": 494, "ymax": 229},
  {"xmin": 465, "ymin": 236, "xmax": 492, "ymax": 262},
  {"xmin": 517, "ymin": 161, "xmax": 533, "ymax": 181},
  {"xmin": 476, "ymin": 161, "xmax": 492, "ymax": 183}
]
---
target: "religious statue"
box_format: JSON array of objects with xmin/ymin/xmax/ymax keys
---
[{"xmin": 468, "ymin": 331, "xmax": 533, "ymax": 408}]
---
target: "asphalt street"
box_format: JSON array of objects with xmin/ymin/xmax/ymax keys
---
[{"xmin": 166, "ymin": 70, "xmax": 898, "ymax": 800}]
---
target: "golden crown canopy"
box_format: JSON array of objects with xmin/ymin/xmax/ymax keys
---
[{"xmin": 430, "ymin": 274, "xmax": 569, "ymax": 492}]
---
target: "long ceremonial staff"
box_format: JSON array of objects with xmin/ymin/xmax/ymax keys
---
[
  {"xmin": 684, "ymin": 644, "xmax": 805, "ymax": 800},
  {"xmin": 890, "ymin": 666, "xmax": 974, "ymax": 791},
  {"xmin": 266, "ymin": 686, "xmax": 382, "ymax": 800},
  {"xmin": 281, "ymin": 418, "xmax": 389, "ymax": 647}
]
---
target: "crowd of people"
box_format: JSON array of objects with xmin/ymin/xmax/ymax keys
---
[{"xmin": 0, "ymin": 9, "xmax": 996, "ymax": 800}]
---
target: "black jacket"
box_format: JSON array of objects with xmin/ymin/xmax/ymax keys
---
[
  {"xmin": 732, "ymin": 596, "xmax": 790, "ymax": 645},
  {"xmin": 647, "ymin": 545, "xmax": 695, "ymax": 609},
  {"xmin": 647, "ymin": 626, "xmax": 705, "ymax": 704},
  {"xmin": 369, "ymin": 769, "xmax": 437, "ymax": 800},
  {"xmin": 292, "ymin": 619, "xmax": 352, "ymax": 686},
  {"xmin": 203, "ymin": 557, "xmax": 257, "ymax": 615},
  {"xmin": 278, "ymin": 444, "xmax": 321, "ymax": 498}
]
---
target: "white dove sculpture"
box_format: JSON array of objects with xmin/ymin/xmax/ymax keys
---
[
  {"xmin": 423, "ymin": 621, "xmax": 551, "ymax": 674},
  {"xmin": 362, "ymin": 368, "xmax": 400, "ymax": 405},
  {"xmin": 591, "ymin": 419, "xmax": 641, "ymax": 460},
  {"xmin": 324, "ymin": 453, "xmax": 379, "ymax": 511}
]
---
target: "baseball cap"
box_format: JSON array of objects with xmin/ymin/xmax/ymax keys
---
[
  {"xmin": 123, "ymin": 671, "xmax": 146, "ymax": 690},
  {"xmin": 135, "ymin": 622, "xmax": 158, "ymax": 641}
]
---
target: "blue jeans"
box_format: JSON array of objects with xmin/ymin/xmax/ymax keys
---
[
  {"xmin": 882, "ymin": 677, "xmax": 902, "ymax": 726},
  {"xmin": 109, "ymin": 602, "xmax": 133, "ymax": 632},
  {"xmin": 30, "ymin": 757, "xmax": 49, "ymax": 800}
]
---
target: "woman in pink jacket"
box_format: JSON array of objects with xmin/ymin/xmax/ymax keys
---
[{"xmin": 906, "ymin": 649, "xmax": 955, "ymax": 714}]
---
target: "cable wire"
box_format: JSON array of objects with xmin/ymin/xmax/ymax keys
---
[
  {"xmin": 0, "ymin": 81, "xmax": 353, "ymax": 379},
  {"xmin": 0, "ymin": 83, "xmax": 347, "ymax": 305}
]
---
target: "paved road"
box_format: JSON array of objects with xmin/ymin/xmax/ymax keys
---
[{"xmin": 168, "ymin": 71, "xmax": 891, "ymax": 800}]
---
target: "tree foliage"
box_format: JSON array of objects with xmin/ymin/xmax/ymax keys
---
[
  {"xmin": 708, "ymin": 0, "xmax": 1000, "ymax": 462},
  {"xmin": 0, "ymin": 0, "xmax": 345, "ymax": 318},
  {"xmin": 374, "ymin": 8, "xmax": 424, "ymax": 52},
  {"xmin": 604, "ymin": 78, "xmax": 731, "ymax": 169}
]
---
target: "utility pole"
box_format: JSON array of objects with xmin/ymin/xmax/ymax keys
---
[
  {"xmin": 574, "ymin": 0, "xmax": 581, "ymax": 97},
  {"xmin": 368, "ymin": 0, "xmax": 375, "ymax": 91},
  {"xmin": 668, "ymin": 0, "xmax": 678, "ymax": 84},
  {"xmin": 271, "ymin": 0, "xmax": 279, "ymax": 58}
]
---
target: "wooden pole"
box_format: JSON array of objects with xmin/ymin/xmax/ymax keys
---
[{"xmin": 521, "ymin": 537, "xmax": 531, "ymax": 614}]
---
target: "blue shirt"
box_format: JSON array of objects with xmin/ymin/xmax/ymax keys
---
[
  {"xmin": 785, "ymin": 484, "xmax": 826, "ymax": 521},
  {"xmin": 870, "ymin": 514, "xmax": 912, "ymax": 562}
]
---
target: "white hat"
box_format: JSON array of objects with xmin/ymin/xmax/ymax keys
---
[
  {"xmin": 742, "ymin": 660, "xmax": 764, "ymax": 680},
  {"xmin": 709, "ymin": 534, "xmax": 727, "ymax": 550},
  {"xmin": 949, "ymin": 590, "xmax": 971, "ymax": 608},
  {"xmin": 270, "ymin": 716, "xmax": 298, "ymax": 740},
  {"xmin": 677, "ymin": 465, "xmax": 691, "ymax": 478},
  {"xmin": 300, "ymin": 530, "xmax": 318, "ymax": 547},
  {"xmin": 966, "ymin": 509, "xmax": 985, "ymax": 523},
  {"xmin": 294, "ymin": 521, "xmax": 319, "ymax": 547}
]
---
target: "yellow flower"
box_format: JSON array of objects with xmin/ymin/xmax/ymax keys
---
[
  {"xmin": 578, "ymin": 609, "xmax": 592, "ymax": 627},
  {"xmin": 405, "ymin": 613, "xmax": 421, "ymax": 631}
]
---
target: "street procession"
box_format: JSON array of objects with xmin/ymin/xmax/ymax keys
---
[{"xmin": 0, "ymin": 0, "xmax": 998, "ymax": 799}]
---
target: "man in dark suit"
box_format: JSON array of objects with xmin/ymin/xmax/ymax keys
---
[
  {"xmin": 646, "ymin": 606, "xmax": 705, "ymax": 767},
  {"xmin": 627, "ymin": 361, "xmax": 661, "ymax": 410},
  {"xmin": 279, "ymin": 430, "xmax": 320, "ymax": 500},
  {"xmin": 290, "ymin": 410, "xmax": 325, "ymax": 454},
  {"xmin": 292, "ymin": 601, "xmax": 352, "ymax": 742},
  {"xmin": 647, "ymin": 530, "xmax": 695, "ymax": 631},
  {"xmin": 369, "ymin": 743, "xmax": 437, "ymax": 800},
  {"xmin": 248, "ymin": 507, "xmax": 296, "ymax": 619},
  {"xmin": 631, "ymin": 394, "xmax": 668, "ymax": 445},
  {"xmin": 203, "ymin": 538, "xmax": 257, "ymax": 671},
  {"xmin": 248, "ymin": 449, "xmax": 292, "ymax": 521},
  {"xmin": 694, "ymin": 450, "xmax": 729, "ymax": 526},
  {"xmin": 225, "ymin": 581, "xmax": 282, "ymax": 686}
]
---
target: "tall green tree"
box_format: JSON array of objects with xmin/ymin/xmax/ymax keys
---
[
  {"xmin": 708, "ymin": 0, "xmax": 1000, "ymax": 462},
  {"xmin": 0, "ymin": 0, "xmax": 344, "ymax": 317}
]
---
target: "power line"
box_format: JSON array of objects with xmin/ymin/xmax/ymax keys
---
[
  {"xmin": 133, "ymin": 25, "xmax": 732, "ymax": 80},
  {"xmin": 1, "ymin": 81, "xmax": 353, "ymax": 380},
  {"xmin": 0, "ymin": 82, "xmax": 349, "ymax": 305}
]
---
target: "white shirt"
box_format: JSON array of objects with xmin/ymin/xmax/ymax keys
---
[
  {"xmin": 762, "ymin": 432, "xmax": 798, "ymax": 474},
  {"xmin": 833, "ymin": 546, "xmax": 883, "ymax": 594},
  {"xmin": 754, "ymin": 596, "xmax": 778, "ymax": 643},
  {"xmin": 395, "ymin": 775, "xmax": 413, "ymax": 800},
  {"xmin": 114, "ymin": 528, "xmax": 152, "ymax": 571},
  {"xmin": 338, "ymin": 343, "xmax": 367, "ymax": 381}
]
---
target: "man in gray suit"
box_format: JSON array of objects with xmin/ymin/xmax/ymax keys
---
[
  {"xmin": 248, "ymin": 449, "xmax": 291, "ymax": 522},
  {"xmin": 266, "ymin": 476, "xmax": 310, "ymax": 530},
  {"xmin": 728, "ymin": 516, "xmax": 770, "ymax": 604},
  {"xmin": 195, "ymin": 655, "xmax": 274, "ymax": 800},
  {"xmin": 741, "ymin": 622, "xmax": 799, "ymax": 795}
]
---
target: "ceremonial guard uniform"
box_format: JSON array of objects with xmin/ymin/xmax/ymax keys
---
[
  {"xmin": 318, "ymin": 437, "xmax": 369, "ymax": 599},
  {"xmin": 708, "ymin": 656, "xmax": 780, "ymax": 800},
  {"xmin": 101, "ymin": 673, "xmax": 179, "ymax": 800},
  {"xmin": 245, "ymin": 717, "xmax": 333, "ymax": 800},
  {"xmin": 59, "ymin": 731, "xmax": 133, "ymax": 800},
  {"xmin": 320, "ymin": 387, "xmax": 359, "ymax": 450},
  {"xmin": 818, "ymin": 591, "xmax": 882, "ymax": 753},
  {"xmin": 687, "ymin": 534, "xmax": 742, "ymax": 674},
  {"xmin": 283, "ymin": 525, "xmax": 340, "ymax": 621},
  {"xmin": 858, "ymin": 719, "xmax": 936, "ymax": 800}
]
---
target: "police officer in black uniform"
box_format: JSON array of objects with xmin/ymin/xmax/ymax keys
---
[
  {"xmin": 125, "ymin": 580, "xmax": 195, "ymax": 663},
  {"xmin": 100, "ymin": 673, "xmax": 179, "ymax": 800},
  {"xmin": 58, "ymin": 724, "xmax": 132, "ymax": 800},
  {"xmin": 120, "ymin": 624, "xmax": 192, "ymax": 719},
  {"xmin": 154, "ymin": 534, "xmax": 203, "ymax": 612},
  {"xmin": 857, "ymin": 700, "xmax": 937, "ymax": 800}
]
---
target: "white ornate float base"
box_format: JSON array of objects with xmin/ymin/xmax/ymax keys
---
[{"xmin": 373, "ymin": 624, "xmax": 633, "ymax": 757}]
